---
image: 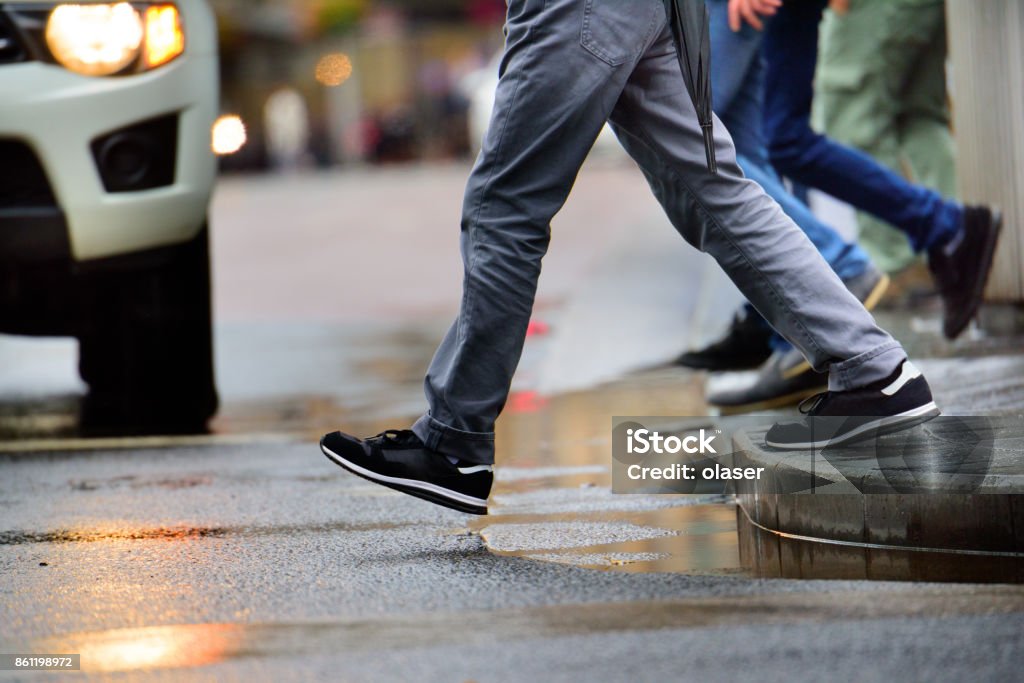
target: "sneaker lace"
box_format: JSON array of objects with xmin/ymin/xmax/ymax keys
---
[
  {"xmin": 368, "ymin": 429, "xmax": 419, "ymax": 446},
  {"xmin": 798, "ymin": 391, "xmax": 830, "ymax": 416}
]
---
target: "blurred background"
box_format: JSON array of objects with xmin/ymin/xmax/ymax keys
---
[{"xmin": 212, "ymin": 0, "xmax": 508, "ymax": 170}]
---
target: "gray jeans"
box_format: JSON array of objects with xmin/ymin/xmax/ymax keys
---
[{"xmin": 412, "ymin": 0, "xmax": 906, "ymax": 464}]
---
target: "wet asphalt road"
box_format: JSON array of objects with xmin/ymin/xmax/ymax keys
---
[
  {"xmin": 3, "ymin": 165, "xmax": 1024, "ymax": 680},
  {"xmin": 2, "ymin": 439, "xmax": 1023, "ymax": 681}
]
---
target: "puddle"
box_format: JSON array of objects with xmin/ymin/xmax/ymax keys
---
[
  {"xmin": 473, "ymin": 372, "xmax": 746, "ymax": 575},
  {"xmin": 475, "ymin": 506, "xmax": 741, "ymax": 574}
]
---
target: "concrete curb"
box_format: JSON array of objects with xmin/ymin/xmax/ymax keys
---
[{"xmin": 731, "ymin": 426, "xmax": 1024, "ymax": 583}]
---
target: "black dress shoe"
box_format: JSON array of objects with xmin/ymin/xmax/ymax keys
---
[
  {"xmin": 321, "ymin": 430, "xmax": 492, "ymax": 515},
  {"xmin": 929, "ymin": 206, "xmax": 1002, "ymax": 340},
  {"xmin": 707, "ymin": 348, "xmax": 828, "ymax": 415},
  {"xmin": 675, "ymin": 312, "xmax": 773, "ymax": 371},
  {"xmin": 765, "ymin": 361, "xmax": 940, "ymax": 450}
]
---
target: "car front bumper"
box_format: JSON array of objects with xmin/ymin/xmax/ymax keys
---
[{"xmin": 0, "ymin": 5, "xmax": 218, "ymax": 263}]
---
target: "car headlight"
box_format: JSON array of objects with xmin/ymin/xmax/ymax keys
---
[{"xmin": 45, "ymin": 2, "xmax": 184, "ymax": 77}]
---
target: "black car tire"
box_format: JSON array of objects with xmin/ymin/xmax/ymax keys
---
[{"xmin": 77, "ymin": 224, "xmax": 218, "ymax": 436}]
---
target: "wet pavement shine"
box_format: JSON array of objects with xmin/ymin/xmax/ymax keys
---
[{"xmin": 3, "ymin": 431, "xmax": 1024, "ymax": 681}]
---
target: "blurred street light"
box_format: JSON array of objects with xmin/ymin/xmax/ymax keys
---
[
  {"xmin": 212, "ymin": 115, "xmax": 248, "ymax": 155},
  {"xmin": 315, "ymin": 52, "xmax": 353, "ymax": 87}
]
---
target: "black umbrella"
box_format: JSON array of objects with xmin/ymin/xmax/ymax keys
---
[{"xmin": 663, "ymin": 0, "xmax": 717, "ymax": 173}]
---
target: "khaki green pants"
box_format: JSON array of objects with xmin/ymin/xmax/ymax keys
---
[{"xmin": 814, "ymin": 0, "xmax": 957, "ymax": 273}]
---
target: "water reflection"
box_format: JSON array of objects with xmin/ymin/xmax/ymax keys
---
[
  {"xmin": 36, "ymin": 624, "xmax": 243, "ymax": 673},
  {"xmin": 478, "ymin": 371, "xmax": 745, "ymax": 575}
]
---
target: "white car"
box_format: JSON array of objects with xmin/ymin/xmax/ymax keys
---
[{"xmin": 0, "ymin": 0, "xmax": 220, "ymax": 434}]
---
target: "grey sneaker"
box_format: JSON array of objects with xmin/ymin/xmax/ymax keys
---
[{"xmin": 708, "ymin": 348, "xmax": 828, "ymax": 415}]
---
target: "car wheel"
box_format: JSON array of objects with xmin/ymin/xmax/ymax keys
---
[{"xmin": 77, "ymin": 225, "xmax": 218, "ymax": 436}]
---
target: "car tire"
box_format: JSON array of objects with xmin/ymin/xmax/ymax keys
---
[{"xmin": 77, "ymin": 224, "xmax": 219, "ymax": 436}]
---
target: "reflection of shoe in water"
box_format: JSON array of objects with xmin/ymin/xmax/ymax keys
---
[
  {"xmin": 320, "ymin": 429, "xmax": 492, "ymax": 515},
  {"xmin": 707, "ymin": 348, "xmax": 827, "ymax": 415},
  {"xmin": 765, "ymin": 361, "xmax": 941, "ymax": 450}
]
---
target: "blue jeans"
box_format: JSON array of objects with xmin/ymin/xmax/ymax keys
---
[
  {"xmin": 707, "ymin": 0, "xmax": 871, "ymax": 352},
  {"xmin": 762, "ymin": 0, "xmax": 962, "ymax": 253}
]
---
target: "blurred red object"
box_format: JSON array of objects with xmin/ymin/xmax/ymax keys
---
[
  {"xmin": 506, "ymin": 391, "xmax": 548, "ymax": 414},
  {"xmin": 467, "ymin": 0, "xmax": 505, "ymax": 25},
  {"xmin": 526, "ymin": 320, "xmax": 550, "ymax": 337}
]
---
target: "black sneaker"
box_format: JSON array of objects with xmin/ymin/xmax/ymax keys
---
[
  {"xmin": 764, "ymin": 361, "xmax": 940, "ymax": 450},
  {"xmin": 707, "ymin": 348, "xmax": 828, "ymax": 415},
  {"xmin": 675, "ymin": 312, "xmax": 773, "ymax": 371},
  {"xmin": 320, "ymin": 430, "xmax": 492, "ymax": 515},
  {"xmin": 929, "ymin": 206, "xmax": 1002, "ymax": 340}
]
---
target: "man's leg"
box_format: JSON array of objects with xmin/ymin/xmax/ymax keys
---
[
  {"xmin": 610, "ymin": 23, "xmax": 905, "ymax": 393},
  {"xmin": 762, "ymin": 0, "xmax": 1002, "ymax": 341},
  {"xmin": 814, "ymin": 0, "xmax": 919, "ymax": 273},
  {"xmin": 410, "ymin": 0, "xmax": 665, "ymax": 466},
  {"xmin": 709, "ymin": 0, "xmax": 870, "ymax": 282},
  {"xmin": 703, "ymin": 153, "xmax": 891, "ymax": 416},
  {"xmin": 321, "ymin": 0, "xmax": 670, "ymax": 513},
  {"xmin": 762, "ymin": 0, "xmax": 960, "ymax": 253},
  {"xmin": 679, "ymin": 0, "xmax": 880, "ymax": 379},
  {"xmin": 706, "ymin": 0, "xmax": 769, "ymax": 167},
  {"xmin": 886, "ymin": 1, "xmax": 958, "ymax": 205},
  {"xmin": 611, "ymin": 20, "xmax": 937, "ymax": 447}
]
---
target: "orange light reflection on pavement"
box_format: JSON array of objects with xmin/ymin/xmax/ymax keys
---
[{"xmin": 41, "ymin": 623, "xmax": 243, "ymax": 673}]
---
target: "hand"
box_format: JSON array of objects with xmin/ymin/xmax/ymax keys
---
[
  {"xmin": 829, "ymin": 0, "xmax": 850, "ymax": 15},
  {"xmin": 728, "ymin": 0, "xmax": 783, "ymax": 32}
]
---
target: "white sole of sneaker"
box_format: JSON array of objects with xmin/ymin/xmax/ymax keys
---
[
  {"xmin": 320, "ymin": 442, "xmax": 489, "ymax": 514},
  {"xmin": 765, "ymin": 402, "xmax": 941, "ymax": 451}
]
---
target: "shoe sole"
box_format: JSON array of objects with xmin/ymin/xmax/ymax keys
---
[
  {"xmin": 320, "ymin": 440, "xmax": 489, "ymax": 515},
  {"xmin": 765, "ymin": 402, "xmax": 941, "ymax": 450},
  {"xmin": 714, "ymin": 384, "xmax": 828, "ymax": 415},
  {"xmin": 945, "ymin": 210, "xmax": 1002, "ymax": 340}
]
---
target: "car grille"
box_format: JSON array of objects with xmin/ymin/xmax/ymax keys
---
[
  {"xmin": 0, "ymin": 140, "xmax": 58, "ymax": 209},
  {"xmin": 0, "ymin": 12, "xmax": 27, "ymax": 64}
]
